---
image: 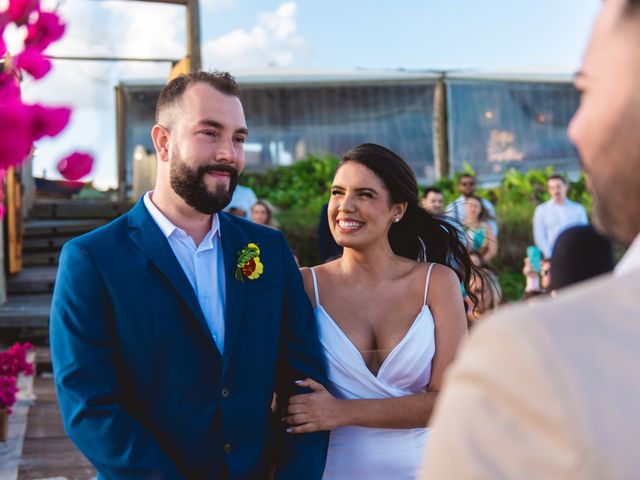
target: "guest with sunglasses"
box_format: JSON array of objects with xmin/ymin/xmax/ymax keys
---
[{"xmin": 446, "ymin": 174, "xmax": 498, "ymax": 235}]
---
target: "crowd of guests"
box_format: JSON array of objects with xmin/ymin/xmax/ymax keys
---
[
  {"xmin": 230, "ymin": 169, "xmax": 607, "ymax": 327},
  {"xmin": 417, "ymin": 172, "xmax": 616, "ymax": 325}
]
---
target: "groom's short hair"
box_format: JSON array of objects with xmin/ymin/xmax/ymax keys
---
[{"xmin": 155, "ymin": 70, "xmax": 241, "ymax": 125}]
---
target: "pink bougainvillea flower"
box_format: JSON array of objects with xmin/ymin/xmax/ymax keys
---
[
  {"xmin": 0, "ymin": 101, "xmax": 33, "ymax": 168},
  {"xmin": 0, "ymin": 36, "xmax": 6, "ymax": 57},
  {"xmin": 28, "ymin": 103, "xmax": 71, "ymax": 140},
  {"xmin": 0, "ymin": 72, "xmax": 21, "ymax": 104},
  {"xmin": 57, "ymin": 151, "xmax": 94, "ymax": 180},
  {"xmin": 7, "ymin": 0, "xmax": 39, "ymax": 26},
  {"xmin": 25, "ymin": 11, "xmax": 65, "ymax": 51},
  {"xmin": 14, "ymin": 47, "xmax": 51, "ymax": 79},
  {"xmin": 0, "ymin": 375, "xmax": 19, "ymax": 414}
]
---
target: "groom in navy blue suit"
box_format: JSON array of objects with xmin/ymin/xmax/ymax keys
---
[{"xmin": 50, "ymin": 71, "xmax": 328, "ymax": 479}]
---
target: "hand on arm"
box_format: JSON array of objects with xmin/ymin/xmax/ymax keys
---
[{"xmin": 286, "ymin": 380, "xmax": 435, "ymax": 431}]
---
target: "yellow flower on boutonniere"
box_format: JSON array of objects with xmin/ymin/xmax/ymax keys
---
[{"xmin": 235, "ymin": 243, "xmax": 264, "ymax": 281}]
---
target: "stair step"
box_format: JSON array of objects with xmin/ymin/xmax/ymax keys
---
[
  {"xmin": 22, "ymin": 251, "xmax": 60, "ymax": 267},
  {"xmin": 24, "ymin": 219, "xmax": 106, "ymax": 238},
  {"xmin": 30, "ymin": 200, "xmax": 128, "ymax": 220},
  {"xmin": 23, "ymin": 236, "xmax": 73, "ymax": 252},
  {"xmin": 0, "ymin": 294, "xmax": 51, "ymax": 328},
  {"xmin": 7, "ymin": 266, "xmax": 58, "ymax": 295}
]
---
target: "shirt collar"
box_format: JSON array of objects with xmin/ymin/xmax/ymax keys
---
[
  {"xmin": 143, "ymin": 191, "xmax": 220, "ymax": 240},
  {"xmin": 615, "ymin": 233, "xmax": 640, "ymax": 277}
]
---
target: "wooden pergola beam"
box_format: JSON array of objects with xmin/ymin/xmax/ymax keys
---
[{"xmin": 92, "ymin": 0, "xmax": 201, "ymax": 71}]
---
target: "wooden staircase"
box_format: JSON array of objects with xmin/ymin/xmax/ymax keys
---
[{"xmin": 0, "ymin": 200, "xmax": 129, "ymax": 330}]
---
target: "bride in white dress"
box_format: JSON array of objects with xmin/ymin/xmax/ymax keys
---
[{"xmin": 285, "ymin": 144, "xmax": 479, "ymax": 479}]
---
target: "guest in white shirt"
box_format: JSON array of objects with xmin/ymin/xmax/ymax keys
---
[
  {"xmin": 224, "ymin": 184, "xmax": 257, "ymax": 218},
  {"xmin": 532, "ymin": 174, "xmax": 588, "ymax": 258}
]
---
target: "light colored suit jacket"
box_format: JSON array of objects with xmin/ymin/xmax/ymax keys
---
[{"xmin": 420, "ymin": 269, "xmax": 640, "ymax": 479}]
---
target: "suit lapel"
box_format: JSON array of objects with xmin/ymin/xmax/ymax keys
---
[
  {"xmin": 219, "ymin": 213, "xmax": 248, "ymax": 373},
  {"xmin": 127, "ymin": 200, "xmax": 214, "ymax": 344}
]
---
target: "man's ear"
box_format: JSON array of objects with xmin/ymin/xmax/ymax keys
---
[{"xmin": 151, "ymin": 124, "xmax": 170, "ymax": 163}]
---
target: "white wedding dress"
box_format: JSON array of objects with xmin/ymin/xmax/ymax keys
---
[{"xmin": 310, "ymin": 264, "xmax": 436, "ymax": 480}]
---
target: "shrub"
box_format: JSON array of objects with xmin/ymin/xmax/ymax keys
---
[
  {"xmin": 241, "ymin": 156, "xmax": 339, "ymax": 266},
  {"xmin": 241, "ymin": 157, "xmax": 593, "ymax": 298}
]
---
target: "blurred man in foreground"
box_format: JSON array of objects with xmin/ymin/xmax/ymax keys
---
[{"xmin": 421, "ymin": 1, "xmax": 640, "ymax": 478}]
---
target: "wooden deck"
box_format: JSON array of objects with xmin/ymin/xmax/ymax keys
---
[{"xmin": 17, "ymin": 375, "xmax": 96, "ymax": 480}]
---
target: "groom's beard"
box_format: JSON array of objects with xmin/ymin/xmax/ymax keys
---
[{"xmin": 169, "ymin": 151, "xmax": 239, "ymax": 215}]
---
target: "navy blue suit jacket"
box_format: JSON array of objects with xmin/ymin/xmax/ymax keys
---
[{"xmin": 50, "ymin": 199, "xmax": 328, "ymax": 479}]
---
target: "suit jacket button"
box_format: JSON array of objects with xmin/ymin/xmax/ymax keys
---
[
  {"xmin": 221, "ymin": 387, "xmax": 231, "ymax": 399},
  {"xmin": 224, "ymin": 443, "xmax": 232, "ymax": 454}
]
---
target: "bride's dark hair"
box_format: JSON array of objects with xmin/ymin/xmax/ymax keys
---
[{"xmin": 339, "ymin": 143, "xmax": 480, "ymax": 307}]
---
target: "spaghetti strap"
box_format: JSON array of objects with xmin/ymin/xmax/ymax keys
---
[
  {"xmin": 310, "ymin": 268, "xmax": 321, "ymax": 307},
  {"xmin": 423, "ymin": 263, "xmax": 436, "ymax": 306}
]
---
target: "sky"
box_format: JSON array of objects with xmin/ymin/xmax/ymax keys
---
[{"xmin": 6, "ymin": 0, "xmax": 601, "ymax": 189}]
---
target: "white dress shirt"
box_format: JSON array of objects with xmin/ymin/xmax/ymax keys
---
[
  {"xmin": 532, "ymin": 199, "xmax": 588, "ymax": 258},
  {"xmin": 144, "ymin": 192, "xmax": 226, "ymax": 353},
  {"xmin": 616, "ymin": 234, "xmax": 640, "ymax": 277}
]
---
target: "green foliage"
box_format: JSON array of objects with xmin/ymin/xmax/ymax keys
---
[
  {"xmin": 240, "ymin": 155, "xmax": 339, "ymax": 266},
  {"xmin": 498, "ymin": 269, "xmax": 526, "ymax": 302},
  {"xmin": 242, "ymin": 157, "xmax": 593, "ymax": 295},
  {"xmin": 241, "ymin": 155, "xmax": 339, "ymax": 213}
]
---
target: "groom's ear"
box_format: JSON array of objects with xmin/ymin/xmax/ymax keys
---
[{"xmin": 151, "ymin": 124, "xmax": 170, "ymax": 163}]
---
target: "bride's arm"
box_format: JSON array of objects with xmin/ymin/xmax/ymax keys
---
[{"xmin": 285, "ymin": 266, "xmax": 468, "ymax": 432}]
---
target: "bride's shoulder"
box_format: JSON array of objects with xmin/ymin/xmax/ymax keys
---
[{"xmin": 299, "ymin": 262, "xmax": 339, "ymax": 307}]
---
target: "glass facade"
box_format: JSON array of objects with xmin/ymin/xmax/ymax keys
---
[
  {"xmin": 240, "ymin": 82, "xmax": 437, "ymax": 182},
  {"xmin": 118, "ymin": 74, "xmax": 579, "ymax": 197},
  {"xmin": 446, "ymin": 79, "xmax": 580, "ymax": 182}
]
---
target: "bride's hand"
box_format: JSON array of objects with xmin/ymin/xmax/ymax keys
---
[{"xmin": 284, "ymin": 378, "xmax": 344, "ymax": 433}]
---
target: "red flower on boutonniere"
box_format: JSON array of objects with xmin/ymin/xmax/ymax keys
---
[{"xmin": 235, "ymin": 243, "xmax": 264, "ymax": 281}]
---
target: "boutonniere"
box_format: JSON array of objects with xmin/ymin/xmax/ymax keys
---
[{"xmin": 235, "ymin": 243, "xmax": 264, "ymax": 281}]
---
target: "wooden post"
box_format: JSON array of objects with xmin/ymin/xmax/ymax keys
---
[
  {"xmin": 115, "ymin": 85, "xmax": 128, "ymax": 204},
  {"xmin": 432, "ymin": 76, "xmax": 450, "ymax": 179},
  {"xmin": 186, "ymin": 0, "xmax": 201, "ymax": 72},
  {"xmin": 5, "ymin": 167, "xmax": 23, "ymax": 276}
]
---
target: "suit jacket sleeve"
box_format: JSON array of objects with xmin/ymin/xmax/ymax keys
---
[
  {"xmin": 419, "ymin": 312, "xmax": 581, "ymax": 479},
  {"xmin": 50, "ymin": 241, "xmax": 183, "ymax": 479},
  {"xmin": 273, "ymin": 234, "xmax": 329, "ymax": 479}
]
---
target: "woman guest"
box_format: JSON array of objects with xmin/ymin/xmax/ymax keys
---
[
  {"xmin": 250, "ymin": 199, "xmax": 279, "ymax": 228},
  {"xmin": 463, "ymin": 195, "xmax": 498, "ymax": 263},
  {"xmin": 465, "ymin": 267, "xmax": 502, "ymax": 327},
  {"xmin": 285, "ymin": 143, "xmax": 478, "ymax": 479}
]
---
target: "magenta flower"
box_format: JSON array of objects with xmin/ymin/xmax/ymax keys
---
[
  {"xmin": 0, "ymin": 36, "xmax": 6, "ymax": 57},
  {"xmin": 57, "ymin": 151, "xmax": 94, "ymax": 180},
  {"xmin": 7, "ymin": 0, "xmax": 39, "ymax": 26},
  {"xmin": 0, "ymin": 72, "xmax": 21, "ymax": 103},
  {"xmin": 14, "ymin": 47, "xmax": 52, "ymax": 79},
  {"xmin": 0, "ymin": 343, "xmax": 35, "ymax": 377},
  {"xmin": 25, "ymin": 11, "xmax": 65, "ymax": 51},
  {"xmin": 0, "ymin": 101, "xmax": 33, "ymax": 169},
  {"xmin": 0, "ymin": 375, "xmax": 19, "ymax": 414},
  {"xmin": 28, "ymin": 104, "xmax": 71, "ymax": 141}
]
